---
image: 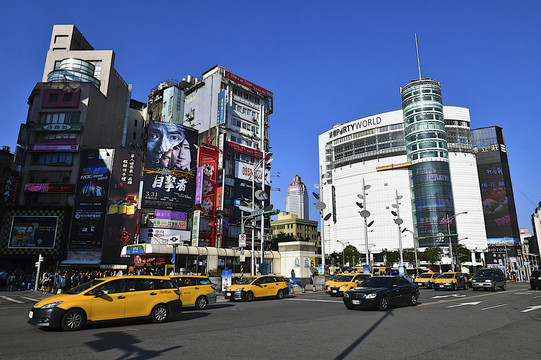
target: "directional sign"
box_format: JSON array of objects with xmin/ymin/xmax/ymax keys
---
[
  {"xmin": 521, "ymin": 305, "xmax": 541, "ymax": 313},
  {"xmin": 432, "ymin": 294, "xmax": 466, "ymax": 299},
  {"xmin": 447, "ymin": 301, "xmax": 481, "ymax": 308},
  {"xmin": 251, "ymin": 209, "xmax": 264, "ymax": 217}
]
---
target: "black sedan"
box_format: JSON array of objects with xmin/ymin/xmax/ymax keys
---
[{"xmin": 342, "ymin": 276, "xmax": 419, "ymax": 311}]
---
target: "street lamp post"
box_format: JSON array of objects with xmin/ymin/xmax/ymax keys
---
[
  {"xmin": 337, "ymin": 240, "xmax": 348, "ymax": 267},
  {"xmin": 314, "ymin": 169, "xmax": 331, "ymax": 272},
  {"xmin": 403, "ymin": 229, "xmax": 419, "ymax": 276},
  {"xmin": 444, "ymin": 211, "xmax": 468, "ymax": 272},
  {"xmin": 357, "ymin": 179, "xmax": 372, "ymax": 267},
  {"xmin": 391, "ymin": 190, "xmax": 404, "ymax": 268}
]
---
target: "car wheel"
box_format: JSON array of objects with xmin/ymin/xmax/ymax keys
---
[
  {"xmin": 501, "ymin": 283, "xmax": 507, "ymax": 291},
  {"xmin": 150, "ymin": 304, "xmax": 169, "ymax": 323},
  {"xmin": 245, "ymin": 291, "xmax": 254, "ymax": 302},
  {"xmin": 492, "ymin": 284, "xmax": 497, "ymax": 291},
  {"xmin": 195, "ymin": 296, "xmax": 208, "ymax": 310},
  {"xmin": 345, "ymin": 304, "xmax": 355, "ymax": 310},
  {"xmin": 276, "ymin": 290, "xmax": 285, "ymax": 300},
  {"xmin": 378, "ymin": 296, "xmax": 389, "ymax": 311},
  {"xmin": 451, "ymin": 283, "xmax": 456, "ymax": 291},
  {"xmin": 531, "ymin": 284, "xmax": 536, "ymax": 290},
  {"xmin": 408, "ymin": 294, "xmax": 418, "ymax": 306},
  {"xmin": 61, "ymin": 309, "xmax": 85, "ymax": 331}
]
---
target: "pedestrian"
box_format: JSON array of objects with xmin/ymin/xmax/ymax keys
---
[{"xmin": 291, "ymin": 269, "xmax": 296, "ymax": 280}]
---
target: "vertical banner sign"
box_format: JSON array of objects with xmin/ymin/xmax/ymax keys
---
[
  {"xmin": 195, "ymin": 167, "xmax": 203, "ymax": 205},
  {"xmin": 192, "ymin": 210, "xmax": 201, "ymax": 247},
  {"xmin": 218, "ymin": 133, "xmax": 225, "ymax": 170},
  {"xmin": 219, "ymin": 90, "xmax": 226, "ymax": 125},
  {"xmin": 70, "ymin": 149, "xmax": 113, "ymax": 249},
  {"xmin": 197, "ymin": 145, "xmax": 219, "ymax": 244},
  {"xmin": 142, "ymin": 121, "xmax": 198, "ymax": 210},
  {"xmin": 101, "ymin": 149, "xmax": 142, "ymax": 264}
]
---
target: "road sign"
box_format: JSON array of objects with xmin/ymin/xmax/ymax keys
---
[
  {"xmin": 239, "ymin": 233, "xmax": 247, "ymax": 248},
  {"xmin": 437, "ymin": 232, "xmax": 445, "ymax": 242},
  {"xmin": 251, "ymin": 209, "xmax": 264, "ymax": 217}
]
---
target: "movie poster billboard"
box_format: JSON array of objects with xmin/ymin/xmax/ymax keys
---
[
  {"xmin": 142, "ymin": 121, "xmax": 198, "ymax": 211},
  {"xmin": 101, "ymin": 149, "xmax": 143, "ymax": 264},
  {"xmin": 8, "ymin": 216, "xmax": 58, "ymax": 249},
  {"xmin": 70, "ymin": 149, "xmax": 113, "ymax": 249},
  {"xmin": 198, "ymin": 146, "xmax": 218, "ymax": 216}
]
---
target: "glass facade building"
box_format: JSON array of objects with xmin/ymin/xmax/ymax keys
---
[{"xmin": 401, "ymin": 78, "xmax": 456, "ymax": 247}]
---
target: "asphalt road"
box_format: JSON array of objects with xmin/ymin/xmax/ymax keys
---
[{"xmin": 1, "ymin": 282, "xmax": 540, "ymax": 360}]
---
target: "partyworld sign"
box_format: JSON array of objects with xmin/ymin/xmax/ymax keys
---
[{"xmin": 329, "ymin": 116, "xmax": 382, "ymax": 139}]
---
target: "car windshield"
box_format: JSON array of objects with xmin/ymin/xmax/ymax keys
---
[
  {"xmin": 434, "ymin": 274, "xmax": 442, "ymax": 279},
  {"xmin": 476, "ymin": 270, "xmax": 495, "ymax": 277},
  {"xmin": 418, "ymin": 273, "xmax": 433, "ymax": 278},
  {"xmin": 236, "ymin": 277, "xmax": 256, "ymax": 285},
  {"xmin": 336, "ymin": 275, "xmax": 354, "ymax": 282},
  {"xmin": 359, "ymin": 277, "xmax": 392, "ymax": 288},
  {"xmin": 64, "ymin": 279, "xmax": 104, "ymax": 294},
  {"xmin": 441, "ymin": 273, "xmax": 455, "ymax": 279}
]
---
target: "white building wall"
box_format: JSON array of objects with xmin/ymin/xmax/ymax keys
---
[{"xmin": 448, "ymin": 152, "xmax": 488, "ymax": 251}]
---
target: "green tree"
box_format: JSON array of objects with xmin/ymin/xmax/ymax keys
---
[
  {"xmin": 453, "ymin": 244, "xmax": 471, "ymax": 268},
  {"xmin": 343, "ymin": 245, "xmax": 361, "ymax": 266},
  {"xmin": 381, "ymin": 249, "xmax": 399, "ymax": 267},
  {"xmin": 422, "ymin": 246, "xmax": 443, "ymax": 266},
  {"xmin": 329, "ymin": 252, "xmax": 342, "ymax": 266}
]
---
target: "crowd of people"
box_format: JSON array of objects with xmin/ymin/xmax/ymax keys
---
[{"xmin": 0, "ymin": 268, "xmax": 160, "ymax": 293}]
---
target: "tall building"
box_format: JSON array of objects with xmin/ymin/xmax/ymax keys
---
[
  {"xmin": 318, "ymin": 101, "xmax": 487, "ymax": 268},
  {"xmin": 471, "ymin": 126, "xmax": 521, "ymax": 268},
  {"xmin": 286, "ymin": 174, "xmax": 309, "ymax": 219},
  {"xmin": 0, "ymin": 25, "xmax": 134, "ymax": 270}
]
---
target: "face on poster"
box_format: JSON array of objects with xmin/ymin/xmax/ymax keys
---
[
  {"xmin": 199, "ymin": 147, "xmax": 218, "ymax": 216},
  {"xmin": 9, "ymin": 216, "xmax": 58, "ymax": 248},
  {"xmin": 143, "ymin": 121, "xmax": 198, "ymax": 210}
]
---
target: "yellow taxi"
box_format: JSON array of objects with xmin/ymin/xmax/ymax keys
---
[
  {"xmin": 433, "ymin": 272, "xmax": 468, "ymax": 290},
  {"xmin": 170, "ymin": 275, "xmax": 217, "ymax": 310},
  {"xmin": 326, "ymin": 273, "xmax": 371, "ymax": 296},
  {"xmin": 28, "ymin": 276, "xmax": 182, "ymax": 331},
  {"xmin": 413, "ymin": 272, "xmax": 439, "ymax": 289},
  {"xmin": 225, "ymin": 275, "xmax": 289, "ymax": 301}
]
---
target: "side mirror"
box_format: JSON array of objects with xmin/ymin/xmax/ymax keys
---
[
  {"xmin": 256, "ymin": 284, "xmax": 262, "ymax": 287},
  {"xmin": 94, "ymin": 289, "xmax": 106, "ymax": 297}
]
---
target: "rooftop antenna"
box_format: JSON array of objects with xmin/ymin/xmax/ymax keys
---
[{"xmin": 415, "ymin": 32, "xmax": 422, "ymax": 80}]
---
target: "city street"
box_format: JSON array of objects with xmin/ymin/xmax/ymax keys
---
[{"xmin": 1, "ymin": 282, "xmax": 539, "ymax": 359}]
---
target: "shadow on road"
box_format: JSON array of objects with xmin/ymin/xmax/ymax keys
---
[
  {"xmin": 85, "ymin": 331, "xmax": 181, "ymax": 359},
  {"xmin": 334, "ymin": 310, "xmax": 394, "ymax": 360}
]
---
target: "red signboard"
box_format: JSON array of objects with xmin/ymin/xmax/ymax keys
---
[
  {"xmin": 24, "ymin": 183, "xmax": 75, "ymax": 193},
  {"xmin": 227, "ymin": 142, "xmax": 263, "ymax": 159},
  {"xmin": 224, "ymin": 71, "xmax": 273, "ymax": 97}
]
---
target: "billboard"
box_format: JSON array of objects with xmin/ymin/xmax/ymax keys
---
[
  {"xmin": 139, "ymin": 228, "xmax": 191, "ymax": 245},
  {"xmin": 8, "ymin": 216, "xmax": 58, "ymax": 249},
  {"xmin": 198, "ymin": 146, "xmax": 219, "ymax": 216},
  {"xmin": 235, "ymin": 161, "xmax": 270, "ymax": 185},
  {"xmin": 70, "ymin": 149, "xmax": 113, "ymax": 250},
  {"xmin": 142, "ymin": 121, "xmax": 198, "ymax": 210},
  {"xmin": 102, "ymin": 149, "xmax": 143, "ymax": 264}
]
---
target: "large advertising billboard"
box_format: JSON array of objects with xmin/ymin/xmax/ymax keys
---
[
  {"xmin": 142, "ymin": 121, "xmax": 198, "ymax": 211},
  {"xmin": 101, "ymin": 149, "xmax": 143, "ymax": 264},
  {"xmin": 8, "ymin": 216, "xmax": 58, "ymax": 249},
  {"xmin": 70, "ymin": 149, "xmax": 113, "ymax": 250}
]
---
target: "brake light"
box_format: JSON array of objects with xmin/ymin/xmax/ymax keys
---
[{"xmin": 531, "ymin": 277, "xmax": 535, "ymax": 280}]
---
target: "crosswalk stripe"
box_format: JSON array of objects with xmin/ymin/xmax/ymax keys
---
[
  {"xmin": 21, "ymin": 297, "xmax": 39, "ymax": 302},
  {"xmin": 481, "ymin": 303, "xmax": 507, "ymax": 311},
  {"xmin": 0, "ymin": 296, "xmax": 24, "ymax": 304}
]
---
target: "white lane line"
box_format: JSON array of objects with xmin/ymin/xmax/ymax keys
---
[
  {"xmin": 21, "ymin": 296, "xmax": 39, "ymax": 302},
  {"xmin": 0, "ymin": 296, "xmax": 24, "ymax": 304},
  {"xmin": 534, "ymin": 295, "xmax": 541, "ymax": 299},
  {"xmin": 285, "ymin": 298, "xmax": 342, "ymax": 303},
  {"xmin": 522, "ymin": 305, "xmax": 541, "ymax": 313},
  {"xmin": 481, "ymin": 303, "xmax": 507, "ymax": 311}
]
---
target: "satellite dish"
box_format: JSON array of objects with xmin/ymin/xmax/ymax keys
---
[
  {"xmin": 323, "ymin": 213, "xmax": 332, "ymax": 221},
  {"xmin": 255, "ymin": 190, "xmax": 268, "ymax": 200},
  {"xmin": 314, "ymin": 201, "xmax": 326, "ymax": 210},
  {"xmin": 394, "ymin": 218, "xmax": 404, "ymax": 225}
]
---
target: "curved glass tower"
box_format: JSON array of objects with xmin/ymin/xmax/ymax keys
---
[
  {"xmin": 401, "ymin": 78, "xmax": 456, "ymax": 247},
  {"xmin": 47, "ymin": 58, "xmax": 100, "ymax": 88}
]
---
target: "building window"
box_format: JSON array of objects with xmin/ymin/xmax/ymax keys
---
[
  {"xmin": 49, "ymin": 93, "xmax": 58, "ymax": 102},
  {"xmin": 63, "ymin": 93, "xmax": 73, "ymax": 102}
]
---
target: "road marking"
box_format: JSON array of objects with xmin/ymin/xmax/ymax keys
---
[
  {"xmin": 447, "ymin": 301, "xmax": 481, "ymax": 308},
  {"xmin": 534, "ymin": 295, "xmax": 541, "ymax": 299},
  {"xmin": 285, "ymin": 298, "xmax": 342, "ymax": 303},
  {"xmin": 21, "ymin": 296, "xmax": 39, "ymax": 302},
  {"xmin": 431, "ymin": 294, "xmax": 466, "ymax": 299},
  {"xmin": 419, "ymin": 288, "xmax": 523, "ymax": 307},
  {"xmin": 481, "ymin": 304, "xmax": 507, "ymax": 311},
  {"xmin": 521, "ymin": 305, "xmax": 541, "ymax": 313},
  {"xmin": 0, "ymin": 296, "xmax": 24, "ymax": 304}
]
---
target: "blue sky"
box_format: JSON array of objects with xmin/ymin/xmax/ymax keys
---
[{"xmin": 1, "ymin": 0, "xmax": 540, "ymax": 232}]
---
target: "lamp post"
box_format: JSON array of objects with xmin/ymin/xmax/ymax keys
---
[
  {"xmin": 391, "ymin": 190, "xmax": 404, "ymax": 268},
  {"xmin": 403, "ymin": 228, "xmax": 419, "ymax": 276},
  {"xmin": 314, "ymin": 169, "xmax": 331, "ymax": 271},
  {"xmin": 444, "ymin": 211, "xmax": 468, "ymax": 272},
  {"xmin": 250, "ymin": 153, "xmax": 272, "ymax": 275},
  {"xmin": 337, "ymin": 240, "xmax": 348, "ymax": 267},
  {"xmin": 357, "ymin": 179, "xmax": 372, "ymax": 267}
]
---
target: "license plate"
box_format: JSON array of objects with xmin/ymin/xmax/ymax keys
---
[
  {"xmin": 226, "ymin": 292, "xmax": 231, "ymax": 296},
  {"xmin": 352, "ymin": 300, "xmax": 360, "ymax": 305},
  {"xmin": 28, "ymin": 311, "xmax": 33, "ymax": 319},
  {"xmin": 332, "ymin": 290, "xmax": 337, "ymax": 293}
]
